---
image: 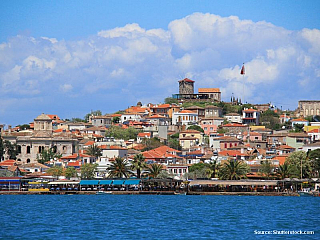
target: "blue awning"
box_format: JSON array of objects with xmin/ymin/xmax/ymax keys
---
[
  {"xmin": 99, "ymin": 180, "xmax": 113, "ymax": 185},
  {"xmin": 80, "ymin": 180, "xmax": 99, "ymax": 185},
  {"xmin": 112, "ymin": 180, "xmax": 125, "ymax": 185},
  {"xmin": 124, "ymin": 179, "xmax": 141, "ymax": 185}
]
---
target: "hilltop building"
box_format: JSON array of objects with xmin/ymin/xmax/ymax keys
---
[{"xmin": 172, "ymin": 78, "xmax": 221, "ymax": 103}]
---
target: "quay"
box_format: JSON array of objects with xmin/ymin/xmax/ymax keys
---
[{"xmin": 0, "ymin": 190, "xmax": 299, "ymax": 196}]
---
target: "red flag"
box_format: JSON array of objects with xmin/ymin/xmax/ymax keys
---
[{"xmin": 240, "ymin": 64, "xmax": 245, "ymax": 75}]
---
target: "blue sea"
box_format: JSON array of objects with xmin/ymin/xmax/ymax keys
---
[{"xmin": 0, "ymin": 195, "xmax": 319, "ymax": 240}]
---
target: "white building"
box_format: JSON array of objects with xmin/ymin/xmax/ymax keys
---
[{"xmin": 172, "ymin": 110, "xmax": 198, "ymax": 127}]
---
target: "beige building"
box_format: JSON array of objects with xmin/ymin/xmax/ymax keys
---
[
  {"xmin": 2, "ymin": 114, "xmax": 78, "ymax": 164},
  {"xmin": 298, "ymin": 100, "xmax": 320, "ymax": 117},
  {"xmin": 198, "ymin": 88, "xmax": 221, "ymax": 102}
]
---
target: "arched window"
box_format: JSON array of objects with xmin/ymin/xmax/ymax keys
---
[
  {"xmin": 27, "ymin": 146, "xmax": 31, "ymax": 154},
  {"xmin": 27, "ymin": 159, "xmax": 30, "ymax": 163}
]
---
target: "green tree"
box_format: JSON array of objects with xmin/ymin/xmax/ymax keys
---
[
  {"xmin": 105, "ymin": 126, "xmax": 139, "ymax": 140},
  {"xmin": 65, "ymin": 167, "xmax": 78, "ymax": 179},
  {"xmin": 142, "ymin": 137, "xmax": 163, "ymax": 151},
  {"xmin": 107, "ymin": 157, "xmax": 130, "ymax": 178},
  {"xmin": 4, "ymin": 140, "xmax": 18, "ymax": 160},
  {"xmin": 81, "ymin": 163, "xmax": 98, "ymax": 179},
  {"xmin": 167, "ymin": 138, "xmax": 181, "ymax": 150},
  {"xmin": 37, "ymin": 147, "xmax": 62, "ymax": 164},
  {"xmin": 47, "ymin": 166, "xmax": 64, "ymax": 179},
  {"xmin": 17, "ymin": 124, "xmax": 30, "ymax": 130},
  {"xmin": 85, "ymin": 144, "xmax": 102, "ymax": 160},
  {"xmin": 84, "ymin": 110, "xmax": 102, "ymax": 122},
  {"xmin": 286, "ymin": 151, "xmax": 312, "ymax": 178},
  {"xmin": 164, "ymin": 97, "xmax": 179, "ymax": 104},
  {"xmin": 187, "ymin": 125, "xmax": 204, "ymax": 133},
  {"xmin": 188, "ymin": 162, "xmax": 213, "ymax": 179},
  {"xmin": 0, "ymin": 134, "xmax": 4, "ymax": 161},
  {"xmin": 112, "ymin": 116, "xmax": 120, "ymax": 124},
  {"xmin": 132, "ymin": 154, "xmax": 147, "ymax": 178},
  {"xmin": 148, "ymin": 163, "xmax": 164, "ymax": 178},
  {"xmin": 219, "ymin": 160, "xmax": 249, "ymax": 180},
  {"xmin": 293, "ymin": 123, "xmax": 304, "ymax": 132},
  {"xmin": 308, "ymin": 149, "xmax": 320, "ymax": 177}
]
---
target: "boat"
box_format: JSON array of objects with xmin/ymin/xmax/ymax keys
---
[
  {"xmin": 174, "ymin": 192, "xmax": 187, "ymax": 195},
  {"xmin": 298, "ymin": 188, "xmax": 314, "ymax": 197},
  {"xmin": 96, "ymin": 191, "xmax": 112, "ymax": 195}
]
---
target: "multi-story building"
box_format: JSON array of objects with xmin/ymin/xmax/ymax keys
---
[
  {"xmin": 2, "ymin": 113, "xmax": 78, "ymax": 163},
  {"xmin": 298, "ymin": 100, "xmax": 320, "ymax": 117},
  {"xmin": 242, "ymin": 108, "xmax": 260, "ymax": 125}
]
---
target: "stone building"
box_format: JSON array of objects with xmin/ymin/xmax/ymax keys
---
[
  {"xmin": 179, "ymin": 78, "xmax": 194, "ymax": 94},
  {"xmin": 298, "ymin": 100, "xmax": 320, "ymax": 117},
  {"xmin": 2, "ymin": 114, "xmax": 78, "ymax": 164}
]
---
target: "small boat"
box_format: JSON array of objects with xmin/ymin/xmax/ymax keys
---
[
  {"xmin": 174, "ymin": 192, "xmax": 187, "ymax": 195},
  {"xmin": 96, "ymin": 191, "xmax": 112, "ymax": 195},
  {"xmin": 298, "ymin": 188, "xmax": 313, "ymax": 197}
]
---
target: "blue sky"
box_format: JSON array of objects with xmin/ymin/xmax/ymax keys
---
[{"xmin": 1, "ymin": 0, "xmax": 320, "ymax": 126}]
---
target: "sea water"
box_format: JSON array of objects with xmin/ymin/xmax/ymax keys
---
[{"xmin": 0, "ymin": 195, "xmax": 319, "ymax": 239}]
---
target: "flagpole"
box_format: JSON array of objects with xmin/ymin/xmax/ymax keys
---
[{"xmin": 241, "ymin": 63, "xmax": 245, "ymax": 105}]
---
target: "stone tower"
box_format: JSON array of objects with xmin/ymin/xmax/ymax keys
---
[
  {"xmin": 33, "ymin": 113, "xmax": 53, "ymax": 137},
  {"xmin": 179, "ymin": 78, "xmax": 194, "ymax": 94}
]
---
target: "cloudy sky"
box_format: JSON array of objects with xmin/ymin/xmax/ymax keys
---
[{"xmin": 1, "ymin": 0, "xmax": 320, "ymax": 126}]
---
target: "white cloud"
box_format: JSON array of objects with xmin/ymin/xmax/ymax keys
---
[{"xmin": 0, "ymin": 12, "xmax": 319, "ymax": 126}]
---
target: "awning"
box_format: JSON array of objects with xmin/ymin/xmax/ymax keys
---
[
  {"xmin": 80, "ymin": 180, "xmax": 99, "ymax": 185},
  {"xmin": 124, "ymin": 179, "xmax": 141, "ymax": 185},
  {"xmin": 189, "ymin": 180, "xmax": 279, "ymax": 186},
  {"xmin": 48, "ymin": 181, "xmax": 80, "ymax": 185},
  {"xmin": 112, "ymin": 180, "xmax": 125, "ymax": 185},
  {"xmin": 99, "ymin": 180, "xmax": 113, "ymax": 185}
]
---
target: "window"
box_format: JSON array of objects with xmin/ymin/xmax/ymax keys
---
[{"xmin": 27, "ymin": 159, "xmax": 30, "ymax": 163}]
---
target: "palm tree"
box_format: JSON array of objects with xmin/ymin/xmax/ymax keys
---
[
  {"xmin": 85, "ymin": 144, "xmax": 102, "ymax": 160},
  {"xmin": 148, "ymin": 163, "xmax": 163, "ymax": 178},
  {"xmin": 132, "ymin": 153, "xmax": 147, "ymax": 178},
  {"xmin": 277, "ymin": 161, "xmax": 295, "ymax": 179},
  {"xmin": 259, "ymin": 160, "xmax": 274, "ymax": 179},
  {"xmin": 107, "ymin": 157, "xmax": 130, "ymax": 178},
  {"xmin": 208, "ymin": 160, "xmax": 220, "ymax": 178},
  {"xmin": 218, "ymin": 159, "xmax": 249, "ymax": 180}
]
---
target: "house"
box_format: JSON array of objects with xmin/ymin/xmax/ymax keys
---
[
  {"xmin": 137, "ymin": 132, "xmax": 151, "ymax": 143},
  {"xmin": 150, "ymin": 104, "xmax": 180, "ymax": 118},
  {"xmin": 286, "ymin": 132, "xmax": 312, "ymax": 150},
  {"xmin": 220, "ymin": 123, "xmax": 249, "ymax": 137},
  {"xmin": 142, "ymin": 146, "xmax": 182, "ymax": 165},
  {"xmin": 199, "ymin": 117, "xmax": 224, "ymax": 135},
  {"xmin": 307, "ymin": 128, "xmax": 320, "ymax": 142},
  {"xmin": 60, "ymin": 153, "xmax": 96, "ymax": 165},
  {"xmin": 301, "ymin": 142, "xmax": 320, "ymax": 152},
  {"xmin": 243, "ymin": 132, "xmax": 263, "ymax": 142},
  {"xmin": 267, "ymin": 133, "xmax": 288, "ymax": 148},
  {"xmin": 291, "ymin": 118, "xmax": 309, "ymax": 128},
  {"xmin": 210, "ymin": 136, "xmax": 241, "ymax": 151},
  {"xmin": 185, "ymin": 106, "xmax": 205, "ymax": 119},
  {"xmin": 120, "ymin": 113, "xmax": 143, "ymax": 123},
  {"xmin": 99, "ymin": 145, "xmax": 128, "ymax": 159},
  {"xmin": 242, "ymin": 108, "xmax": 260, "ymax": 125},
  {"xmin": 91, "ymin": 115, "xmax": 112, "ymax": 127},
  {"xmin": 20, "ymin": 163, "xmax": 50, "ymax": 173},
  {"xmin": 204, "ymin": 105, "xmax": 222, "ymax": 118},
  {"xmin": 172, "ymin": 110, "xmax": 198, "ymax": 127},
  {"xmin": 179, "ymin": 130, "xmax": 204, "ymax": 150},
  {"xmin": 166, "ymin": 165, "xmax": 188, "ymax": 178},
  {"xmin": 224, "ymin": 113, "xmax": 242, "ymax": 123}
]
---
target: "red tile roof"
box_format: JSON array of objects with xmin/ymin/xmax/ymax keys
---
[{"xmin": 178, "ymin": 78, "xmax": 194, "ymax": 83}]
